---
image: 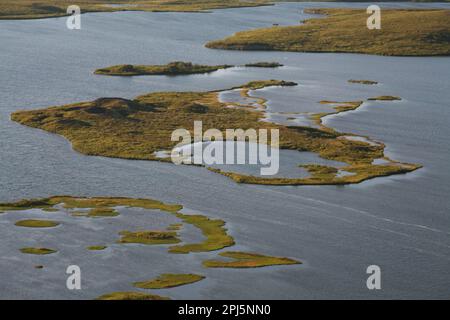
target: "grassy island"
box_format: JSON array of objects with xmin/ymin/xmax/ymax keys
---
[
  {"xmin": 20, "ymin": 247, "xmax": 57, "ymax": 255},
  {"xmin": 368, "ymin": 96, "xmax": 402, "ymax": 101},
  {"xmin": 133, "ymin": 273, "xmax": 205, "ymax": 289},
  {"xmin": 203, "ymin": 251, "xmax": 300, "ymax": 268},
  {"xmin": 11, "ymin": 79, "xmax": 420, "ymax": 185},
  {"xmin": 94, "ymin": 61, "xmax": 233, "ymax": 77},
  {"xmin": 96, "ymin": 291, "xmax": 170, "ymax": 300},
  {"xmin": 15, "ymin": 219, "xmax": 60, "ymax": 228},
  {"xmin": 0, "ymin": 0, "xmax": 271, "ymax": 20},
  {"xmin": 206, "ymin": 8, "xmax": 450, "ymax": 56},
  {"xmin": 244, "ymin": 62, "xmax": 283, "ymax": 68},
  {"xmin": 348, "ymin": 80, "xmax": 378, "ymax": 85}
]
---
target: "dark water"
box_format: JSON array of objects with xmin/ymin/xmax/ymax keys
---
[{"xmin": 0, "ymin": 3, "xmax": 449, "ymax": 299}]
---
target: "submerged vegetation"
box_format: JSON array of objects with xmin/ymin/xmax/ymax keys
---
[
  {"xmin": 95, "ymin": 61, "xmax": 233, "ymax": 77},
  {"xmin": 11, "ymin": 79, "xmax": 420, "ymax": 185},
  {"xmin": 15, "ymin": 219, "xmax": 60, "ymax": 228},
  {"xmin": 20, "ymin": 247, "xmax": 57, "ymax": 255},
  {"xmin": 206, "ymin": 8, "xmax": 450, "ymax": 56},
  {"xmin": 133, "ymin": 273, "xmax": 205, "ymax": 289},
  {"xmin": 203, "ymin": 251, "xmax": 300, "ymax": 268}
]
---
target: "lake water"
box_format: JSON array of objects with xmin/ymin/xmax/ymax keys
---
[{"xmin": 0, "ymin": 2, "xmax": 449, "ymax": 299}]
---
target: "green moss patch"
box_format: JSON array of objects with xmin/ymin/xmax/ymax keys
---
[
  {"xmin": 15, "ymin": 219, "xmax": 60, "ymax": 228},
  {"xmin": 20, "ymin": 247, "xmax": 57, "ymax": 255},
  {"xmin": 96, "ymin": 291, "xmax": 170, "ymax": 300},
  {"xmin": 203, "ymin": 251, "xmax": 300, "ymax": 268},
  {"xmin": 133, "ymin": 273, "xmax": 205, "ymax": 289}
]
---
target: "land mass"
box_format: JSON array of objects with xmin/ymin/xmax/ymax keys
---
[
  {"xmin": 206, "ymin": 8, "xmax": 450, "ymax": 56},
  {"xmin": 0, "ymin": 0, "xmax": 272, "ymax": 20},
  {"xmin": 11, "ymin": 80, "xmax": 421, "ymax": 185},
  {"xmin": 94, "ymin": 61, "xmax": 233, "ymax": 76},
  {"xmin": 95, "ymin": 61, "xmax": 284, "ymax": 76}
]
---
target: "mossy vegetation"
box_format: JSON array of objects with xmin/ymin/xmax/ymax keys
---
[
  {"xmin": 133, "ymin": 273, "xmax": 205, "ymax": 289},
  {"xmin": 169, "ymin": 213, "xmax": 235, "ymax": 254},
  {"xmin": 368, "ymin": 96, "xmax": 402, "ymax": 101},
  {"xmin": 12, "ymin": 80, "xmax": 420, "ymax": 186},
  {"xmin": 206, "ymin": 8, "xmax": 450, "ymax": 56},
  {"xmin": 118, "ymin": 230, "xmax": 181, "ymax": 245},
  {"xmin": 0, "ymin": 0, "xmax": 271, "ymax": 20},
  {"xmin": 96, "ymin": 291, "xmax": 170, "ymax": 301},
  {"xmin": 87, "ymin": 245, "xmax": 107, "ymax": 251},
  {"xmin": 203, "ymin": 251, "xmax": 300, "ymax": 268},
  {"xmin": 20, "ymin": 247, "xmax": 57, "ymax": 255},
  {"xmin": 95, "ymin": 61, "xmax": 233, "ymax": 77},
  {"xmin": 15, "ymin": 219, "xmax": 60, "ymax": 228}
]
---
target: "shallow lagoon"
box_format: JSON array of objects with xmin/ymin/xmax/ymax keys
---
[{"xmin": 0, "ymin": 2, "xmax": 450, "ymax": 299}]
